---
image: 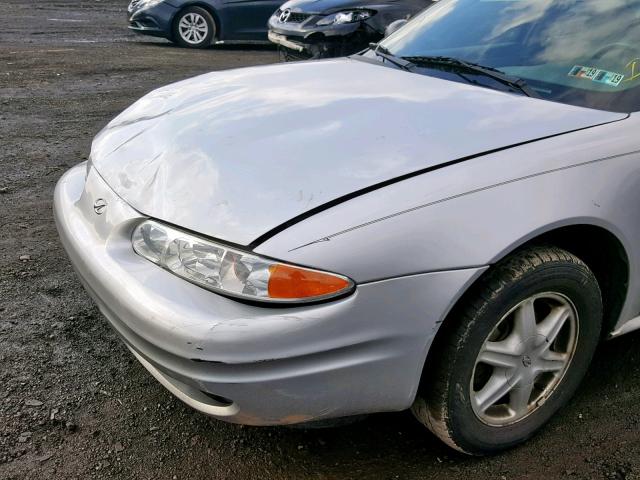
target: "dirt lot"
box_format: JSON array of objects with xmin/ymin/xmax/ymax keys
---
[{"xmin": 1, "ymin": 1, "xmax": 640, "ymax": 479}]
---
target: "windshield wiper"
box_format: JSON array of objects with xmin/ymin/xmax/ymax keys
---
[
  {"xmin": 401, "ymin": 55, "xmax": 540, "ymax": 98},
  {"xmin": 369, "ymin": 43, "xmax": 415, "ymax": 72}
]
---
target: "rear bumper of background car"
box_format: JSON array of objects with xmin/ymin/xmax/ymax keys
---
[{"xmin": 53, "ymin": 162, "xmax": 486, "ymax": 425}]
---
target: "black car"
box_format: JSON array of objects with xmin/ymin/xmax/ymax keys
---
[
  {"xmin": 268, "ymin": 0, "xmax": 433, "ymax": 59},
  {"xmin": 128, "ymin": 0, "xmax": 283, "ymax": 48}
]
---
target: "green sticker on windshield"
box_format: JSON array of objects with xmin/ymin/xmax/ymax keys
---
[
  {"xmin": 569, "ymin": 65, "xmax": 624, "ymax": 87},
  {"xmin": 593, "ymin": 70, "xmax": 624, "ymax": 86}
]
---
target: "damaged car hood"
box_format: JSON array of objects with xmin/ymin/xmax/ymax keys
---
[
  {"xmin": 282, "ymin": 0, "xmax": 413, "ymax": 14},
  {"xmin": 91, "ymin": 57, "xmax": 625, "ymax": 246}
]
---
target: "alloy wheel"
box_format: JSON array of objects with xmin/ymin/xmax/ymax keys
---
[
  {"xmin": 470, "ymin": 292, "xmax": 579, "ymax": 426},
  {"xmin": 178, "ymin": 12, "xmax": 209, "ymax": 45}
]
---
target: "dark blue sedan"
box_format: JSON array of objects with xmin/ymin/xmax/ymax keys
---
[{"xmin": 128, "ymin": 0, "xmax": 284, "ymax": 48}]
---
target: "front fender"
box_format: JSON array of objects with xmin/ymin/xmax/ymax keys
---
[{"xmin": 255, "ymin": 115, "xmax": 640, "ymax": 318}]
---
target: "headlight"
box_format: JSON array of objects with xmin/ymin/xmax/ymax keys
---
[
  {"xmin": 130, "ymin": 0, "xmax": 163, "ymax": 12},
  {"xmin": 316, "ymin": 10, "xmax": 373, "ymax": 26},
  {"xmin": 132, "ymin": 220, "xmax": 355, "ymax": 304}
]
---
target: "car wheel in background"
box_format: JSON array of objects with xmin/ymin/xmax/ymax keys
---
[
  {"xmin": 172, "ymin": 6, "xmax": 215, "ymax": 48},
  {"xmin": 412, "ymin": 246, "xmax": 603, "ymax": 455}
]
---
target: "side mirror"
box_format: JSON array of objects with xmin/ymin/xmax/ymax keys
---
[{"xmin": 384, "ymin": 19, "xmax": 408, "ymax": 37}]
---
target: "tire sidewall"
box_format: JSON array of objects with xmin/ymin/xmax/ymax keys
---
[
  {"xmin": 173, "ymin": 6, "xmax": 215, "ymax": 48},
  {"xmin": 444, "ymin": 261, "xmax": 602, "ymax": 453}
]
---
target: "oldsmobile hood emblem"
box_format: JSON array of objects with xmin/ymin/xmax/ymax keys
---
[{"xmin": 93, "ymin": 198, "xmax": 107, "ymax": 215}]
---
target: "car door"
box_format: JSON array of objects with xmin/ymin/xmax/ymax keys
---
[{"xmin": 220, "ymin": 0, "xmax": 284, "ymax": 40}]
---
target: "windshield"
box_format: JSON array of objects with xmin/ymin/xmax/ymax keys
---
[{"xmin": 378, "ymin": 0, "xmax": 640, "ymax": 112}]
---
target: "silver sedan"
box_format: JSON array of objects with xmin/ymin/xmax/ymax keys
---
[{"xmin": 55, "ymin": 0, "xmax": 640, "ymax": 455}]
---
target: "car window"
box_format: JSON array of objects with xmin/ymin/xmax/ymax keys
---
[{"xmin": 379, "ymin": 0, "xmax": 640, "ymax": 112}]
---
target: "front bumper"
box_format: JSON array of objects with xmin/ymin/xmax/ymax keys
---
[
  {"xmin": 128, "ymin": 2, "xmax": 177, "ymax": 38},
  {"xmin": 268, "ymin": 13, "xmax": 363, "ymax": 39},
  {"xmin": 268, "ymin": 14, "xmax": 376, "ymax": 58},
  {"xmin": 54, "ymin": 163, "xmax": 485, "ymax": 425}
]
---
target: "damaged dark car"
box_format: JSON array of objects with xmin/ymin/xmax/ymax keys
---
[{"xmin": 268, "ymin": 0, "xmax": 433, "ymax": 59}]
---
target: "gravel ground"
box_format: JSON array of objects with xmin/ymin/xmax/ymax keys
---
[{"xmin": 2, "ymin": 1, "xmax": 640, "ymax": 479}]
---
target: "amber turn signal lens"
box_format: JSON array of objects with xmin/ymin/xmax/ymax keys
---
[{"xmin": 268, "ymin": 264, "xmax": 352, "ymax": 300}]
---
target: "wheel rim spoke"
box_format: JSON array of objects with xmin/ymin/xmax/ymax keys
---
[
  {"xmin": 509, "ymin": 382, "xmax": 534, "ymax": 416},
  {"xmin": 536, "ymin": 350, "xmax": 568, "ymax": 373},
  {"xmin": 477, "ymin": 341, "xmax": 521, "ymax": 369},
  {"xmin": 474, "ymin": 372, "xmax": 514, "ymax": 413},
  {"xmin": 513, "ymin": 298, "xmax": 537, "ymax": 342},
  {"xmin": 537, "ymin": 305, "xmax": 571, "ymax": 345}
]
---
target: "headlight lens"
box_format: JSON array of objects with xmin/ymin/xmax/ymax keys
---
[
  {"xmin": 132, "ymin": 220, "xmax": 355, "ymax": 303},
  {"xmin": 316, "ymin": 10, "xmax": 373, "ymax": 26},
  {"xmin": 130, "ymin": 0, "xmax": 163, "ymax": 12}
]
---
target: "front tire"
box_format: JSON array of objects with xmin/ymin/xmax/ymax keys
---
[
  {"xmin": 413, "ymin": 246, "xmax": 603, "ymax": 455},
  {"xmin": 172, "ymin": 6, "xmax": 215, "ymax": 48}
]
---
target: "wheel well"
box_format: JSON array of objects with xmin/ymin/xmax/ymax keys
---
[
  {"xmin": 530, "ymin": 225, "xmax": 629, "ymax": 335},
  {"xmin": 172, "ymin": 3, "xmax": 220, "ymax": 40},
  {"xmin": 420, "ymin": 224, "xmax": 629, "ymax": 392}
]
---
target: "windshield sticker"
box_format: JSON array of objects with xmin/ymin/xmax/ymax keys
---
[
  {"xmin": 568, "ymin": 65, "xmax": 598, "ymax": 79},
  {"xmin": 593, "ymin": 70, "xmax": 624, "ymax": 87},
  {"xmin": 569, "ymin": 65, "xmax": 624, "ymax": 87}
]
